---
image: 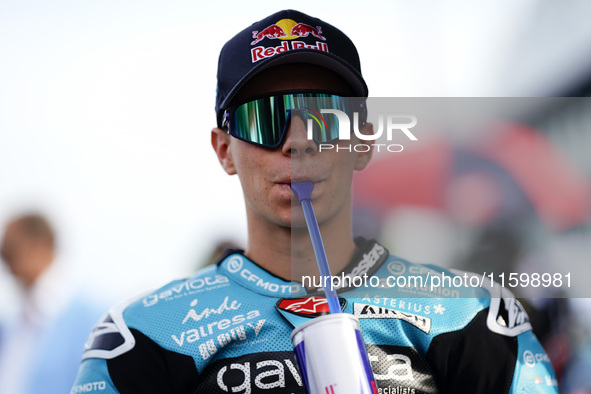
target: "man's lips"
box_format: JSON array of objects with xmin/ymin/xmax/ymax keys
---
[
  {"xmin": 275, "ymin": 179, "xmax": 322, "ymax": 196},
  {"xmin": 276, "ymin": 176, "xmax": 320, "ymax": 184}
]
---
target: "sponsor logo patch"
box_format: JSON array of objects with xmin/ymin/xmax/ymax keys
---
[
  {"xmin": 487, "ymin": 294, "xmax": 532, "ymax": 337},
  {"xmin": 275, "ymin": 296, "xmax": 346, "ymax": 327},
  {"xmin": 223, "ymin": 255, "xmax": 299, "ymax": 296},
  {"xmin": 82, "ymin": 292, "xmax": 145, "ymax": 360},
  {"xmin": 70, "ymin": 381, "xmax": 107, "ymax": 393},
  {"xmin": 142, "ymin": 275, "xmax": 230, "ymax": 307},
  {"xmin": 251, "ymin": 19, "xmax": 326, "ymax": 45},
  {"xmin": 199, "ymin": 346, "xmax": 435, "ymax": 392},
  {"xmin": 250, "ymin": 18, "xmax": 329, "ymax": 62},
  {"xmin": 523, "ymin": 350, "xmax": 552, "ymax": 368},
  {"xmin": 354, "ymin": 303, "xmax": 431, "ymax": 334},
  {"xmin": 213, "ymin": 353, "xmax": 303, "ymax": 392}
]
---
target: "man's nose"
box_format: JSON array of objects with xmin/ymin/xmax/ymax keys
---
[{"xmin": 281, "ymin": 114, "xmax": 318, "ymax": 156}]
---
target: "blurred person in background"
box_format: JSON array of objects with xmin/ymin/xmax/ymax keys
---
[{"xmin": 0, "ymin": 212, "xmax": 104, "ymax": 394}]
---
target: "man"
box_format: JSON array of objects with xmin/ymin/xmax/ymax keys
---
[
  {"xmin": 72, "ymin": 10, "xmax": 558, "ymax": 393},
  {"xmin": 0, "ymin": 213, "xmax": 103, "ymax": 394}
]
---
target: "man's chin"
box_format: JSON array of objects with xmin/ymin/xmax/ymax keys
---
[
  {"xmin": 288, "ymin": 220, "xmax": 308, "ymax": 230},
  {"xmin": 286, "ymin": 208, "xmax": 308, "ymax": 230}
]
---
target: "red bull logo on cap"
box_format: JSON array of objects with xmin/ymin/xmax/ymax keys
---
[{"xmin": 251, "ymin": 18, "xmax": 329, "ymax": 63}]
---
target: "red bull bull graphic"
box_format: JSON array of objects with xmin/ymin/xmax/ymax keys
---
[
  {"xmin": 290, "ymin": 23, "xmax": 326, "ymax": 41},
  {"xmin": 250, "ymin": 18, "xmax": 329, "ymax": 63},
  {"xmin": 251, "ymin": 24, "xmax": 287, "ymax": 45}
]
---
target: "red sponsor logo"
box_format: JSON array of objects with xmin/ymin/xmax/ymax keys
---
[
  {"xmin": 251, "ymin": 24, "xmax": 287, "ymax": 45},
  {"xmin": 276, "ymin": 296, "xmax": 346, "ymax": 317},
  {"xmin": 278, "ymin": 296, "xmax": 330, "ymax": 315},
  {"xmin": 251, "ymin": 41, "xmax": 328, "ymax": 62},
  {"xmin": 250, "ymin": 19, "xmax": 329, "ymax": 63},
  {"xmin": 251, "ymin": 21, "xmax": 326, "ymax": 45},
  {"xmin": 290, "ymin": 23, "xmax": 325, "ymax": 41}
]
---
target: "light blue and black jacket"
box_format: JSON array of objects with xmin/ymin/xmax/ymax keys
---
[{"xmin": 72, "ymin": 239, "xmax": 558, "ymax": 393}]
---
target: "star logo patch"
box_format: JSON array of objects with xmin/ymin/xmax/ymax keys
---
[{"xmin": 276, "ymin": 296, "xmax": 347, "ymax": 327}]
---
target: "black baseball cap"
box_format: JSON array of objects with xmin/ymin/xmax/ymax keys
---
[{"xmin": 215, "ymin": 9, "xmax": 368, "ymax": 127}]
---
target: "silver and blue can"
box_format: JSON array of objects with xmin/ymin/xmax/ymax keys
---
[{"xmin": 291, "ymin": 313, "xmax": 378, "ymax": 394}]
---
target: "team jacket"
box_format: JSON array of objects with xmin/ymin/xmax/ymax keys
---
[{"xmin": 71, "ymin": 239, "xmax": 558, "ymax": 393}]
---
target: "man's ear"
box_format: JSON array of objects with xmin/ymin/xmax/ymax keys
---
[
  {"xmin": 211, "ymin": 128, "xmax": 237, "ymax": 175},
  {"xmin": 354, "ymin": 122, "xmax": 374, "ymax": 171}
]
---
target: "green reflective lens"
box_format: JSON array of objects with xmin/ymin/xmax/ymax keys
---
[{"xmin": 226, "ymin": 92, "xmax": 363, "ymax": 149}]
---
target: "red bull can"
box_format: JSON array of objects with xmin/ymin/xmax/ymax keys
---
[{"xmin": 291, "ymin": 314, "xmax": 378, "ymax": 394}]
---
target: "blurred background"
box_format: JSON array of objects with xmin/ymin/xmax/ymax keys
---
[{"xmin": 1, "ymin": 0, "xmax": 590, "ymax": 392}]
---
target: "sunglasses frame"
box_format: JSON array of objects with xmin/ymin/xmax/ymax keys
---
[{"xmin": 222, "ymin": 90, "xmax": 367, "ymax": 149}]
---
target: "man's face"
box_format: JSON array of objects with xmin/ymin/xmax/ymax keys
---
[
  {"xmin": 212, "ymin": 64, "xmax": 372, "ymax": 229},
  {"xmin": 0, "ymin": 223, "xmax": 47, "ymax": 286}
]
